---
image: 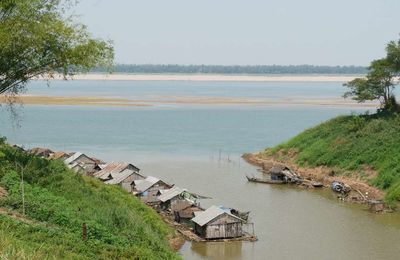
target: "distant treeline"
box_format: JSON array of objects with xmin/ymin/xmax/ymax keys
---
[{"xmin": 92, "ymin": 64, "xmax": 367, "ymax": 75}]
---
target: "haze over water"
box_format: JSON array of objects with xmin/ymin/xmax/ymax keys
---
[{"xmin": 1, "ymin": 80, "xmax": 400, "ymax": 260}]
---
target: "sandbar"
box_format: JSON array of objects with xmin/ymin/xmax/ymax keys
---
[
  {"xmin": 38, "ymin": 73, "xmax": 362, "ymax": 82},
  {"xmin": 0, "ymin": 95, "xmax": 378, "ymax": 108}
]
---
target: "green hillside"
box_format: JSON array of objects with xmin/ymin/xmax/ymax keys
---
[
  {"xmin": 268, "ymin": 112, "xmax": 400, "ymax": 207},
  {"xmin": 0, "ymin": 138, "xmax": 180, "ymax": 259}
]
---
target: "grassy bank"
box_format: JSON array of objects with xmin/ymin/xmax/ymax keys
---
[
  {"xmin": 0, "ymin": 138, "xmax": 180, "ymax": 259},
  {"xmin": 266, "ymin": 112, "xmax": 400, "ymax": 207}
]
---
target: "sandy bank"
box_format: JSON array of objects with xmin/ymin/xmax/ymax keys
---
[
  {"xmin": 243, "ymin": 151, "xmax": 384, "ymax": 203},
  {"xmin": 0, "ymin": 96, "xmax": 151, "ymax": 107},
  {"xmin": 39, "ymin": 73, "xmax": 360, "ymax": 82},
  {"xmin": 1, "ymin": 95, "xmax": 378, "ymax": 108}
]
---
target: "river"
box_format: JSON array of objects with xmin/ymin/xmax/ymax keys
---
[{"xmin": 1, "ymin": 80, "xmax": 399, "ymax": 260}]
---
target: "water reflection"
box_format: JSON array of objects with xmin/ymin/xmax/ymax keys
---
[{"xmin": 190, "ymin": 241, "xmax": 243, "ymax": 260}]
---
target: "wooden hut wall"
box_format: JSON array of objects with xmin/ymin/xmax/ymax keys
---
[
  {"xmin": 139, "ymin": 186, "xmax": 164, "ymax": 203},
  {"xmin": 171, "ymin": 198, "xmax": 193, "ymax": 212},
  {"xmin": 204, "ymin": 214, "xmax": 242, "ymax": 239},
  {"xmin": 124, "ymin": 173, "xmax": 144, "ymax": 183},
  {"xmin": 121, "ymin": 182, "xmax": 133, "ymax": 193}
]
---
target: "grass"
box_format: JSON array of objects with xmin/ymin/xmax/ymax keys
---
[
  {"xmin": 0, "ymin": 139, "xmax": 181, "ymax": 260},
  {"xmin": 268, "ymin": 111, "xmax": 400, "ymax": 207}
]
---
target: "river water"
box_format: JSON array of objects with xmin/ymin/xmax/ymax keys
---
[{"xmin": 1, "ymin": 80, "xmax": 399, "ymax": 260}]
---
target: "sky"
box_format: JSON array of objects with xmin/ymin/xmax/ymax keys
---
[{"xmin": 76, "ymin": 0, "xmax": 400, "ymax": 66}]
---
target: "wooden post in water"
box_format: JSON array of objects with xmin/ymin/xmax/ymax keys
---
[{"xmin": 82, "ymin": 223, "xmax": 87, "ymax": 241}]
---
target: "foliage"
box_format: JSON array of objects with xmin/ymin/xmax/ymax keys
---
[
  {"xmin": 386, "ymin": 39, "xmax": 400, "ymax": 72},
  {"xmin": 270, "ymin": 112, "xmax": 400, "ymax": 206},
  {"xmin": 0, "ymin": 0, "xmax": 114, "ymax": 95},
  {"xmin": 385, "ymin": 181, "xmax": 400, "ymax": 208},
  {"xmin": 92, "ymin": 64, "xmax": 367, "ymax": 75},
  {"xmin": 0, "ymin": 143, "xmax": 180, "ymax": 259},
  {"xmin": 344, "ymin": 38, "xmax": 400, "ymax": 111}
]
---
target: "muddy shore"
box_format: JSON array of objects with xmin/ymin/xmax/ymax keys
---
[{"xmin": 243, "ymin": 150, "xmax": 385, "ymax": 207}]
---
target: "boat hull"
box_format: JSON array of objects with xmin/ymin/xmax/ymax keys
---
[{"xmin": 246, "ymin": 175, "xmax": 286, "ymax": 184}]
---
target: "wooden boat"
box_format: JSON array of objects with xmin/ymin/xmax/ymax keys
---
[
  {"xmin": 246, "ymin": 175, "xmax": 286, "ymax": 184},
  {"xmin": 312, "ymin": 182, "xmax": 324, "ymax": 188}
]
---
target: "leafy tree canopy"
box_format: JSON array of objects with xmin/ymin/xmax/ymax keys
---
[
  {"xmin": 0, "ymin": 0, "xmax": 114, "ymax": 95},
  {"xmin": 344, "ymin": 38, "xmax": 400, "ymax": 111}
]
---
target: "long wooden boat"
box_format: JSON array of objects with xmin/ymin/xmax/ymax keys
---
[{"xmin": 246, "ymin": 175, "xmax": 286, "ymax": 184}]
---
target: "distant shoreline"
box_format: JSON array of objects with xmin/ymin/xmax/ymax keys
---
[
  {"xmin": 1, "ymin": 95, "xmax": 378, "ymax": 108},
  {"xmin": 38, "ymin": 73, "xmax": 362, "ymax": 82}
]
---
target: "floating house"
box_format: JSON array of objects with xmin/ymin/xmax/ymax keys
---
[
  {"xmin": 158, "ymin": 187, "xmax": 188, "ymax": 209},
  {"xmin": 191, "ymin": 205, "xmax": 244, "ymax": 240},
  {"xmin": 64, "ymin": 152, "xmax": 99, "ymax": 174},
  {"xmin": 133, "ymin": 176, "xmax": 173, "ymax": 203},
  {"xmin": 94, "ymin": 162, "xmax": 144, "ymax": 192},
  {"xmin": 157, "ymin": 187, "xmax": 200, "ymax": 211}
]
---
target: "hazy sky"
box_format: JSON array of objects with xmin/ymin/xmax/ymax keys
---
[{"xmin": 76, "ymin": 0, "xmax": 400, "ymax": 66}]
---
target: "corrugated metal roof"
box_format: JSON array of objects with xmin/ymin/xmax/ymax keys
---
[
  {"xmin": 93, "ymin": 162, "xmax": 141, "ymax": 180},
  {"xmin": 157, "ymin": 187, "xmax": 187, "ymax": 202},
  {"xmin": 178, "ymin": 206, "xmax": 203, "ymax": 219},
  {"xmin": 134, "ymin": 176, "xmax": 160, "ymax": 193},
  {"xmin": 98, "ymin": 164, "xmax": 107, "ymax": 170},
  {"xmin": 64, "ymin": 152, "xmax": 84, "ymax": 165},
  {"xmin": 50, "ymin": 151, "xmax": 68, "ymax": 160},
  {"xmin": 94, "ymin": 162, "xmax": 128, "ymax": 180},
  {"xmin": 191, "ymin": 205, "xmax": 242, "ymax": 226},
  {"xmin": 104, "ymin": 169, "xmax": 135, "ymax": 185}
]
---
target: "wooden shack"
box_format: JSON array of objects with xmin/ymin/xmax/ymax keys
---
[
  {"xmin": 191, "ymin": 205, "xmax": 243, "ymax": 240},
  {"xmin": 94, "ymin": 162, "xmax": 144, "ymax": 192},
  {"xmin": 158, "ymin": 187, "xmax": 191, "ymax": 210},
  {"xmin": 133, "ymin": 176, "xmax": 172, "ymax": 203},
  {"xmin": 270, "ymin": 165, "xmax": 299, "ymax": 183},
  {"xmin": 64, "ymin": 152, "xmax": 100, "ymax": 174}
]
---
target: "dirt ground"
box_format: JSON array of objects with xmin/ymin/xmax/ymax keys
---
[
  {"xmin": 0, "ymin": 186, "xmax": 7, "ymax": 198},
  {"xmin": 243, "ymin": 151, "xmax": 384, "ymax": 203}
]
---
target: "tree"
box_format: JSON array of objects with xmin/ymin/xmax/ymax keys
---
[
  {"xmin": 0, "ymin": 0, "xmax": 114, "ymax": 96},
  {"xmin": 344, "ymin": 38, "xmax": 400, "ymax": 111},
  {"xmin": 386, "ymin": 39, "xmax": 400, "ymax": 72}
]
